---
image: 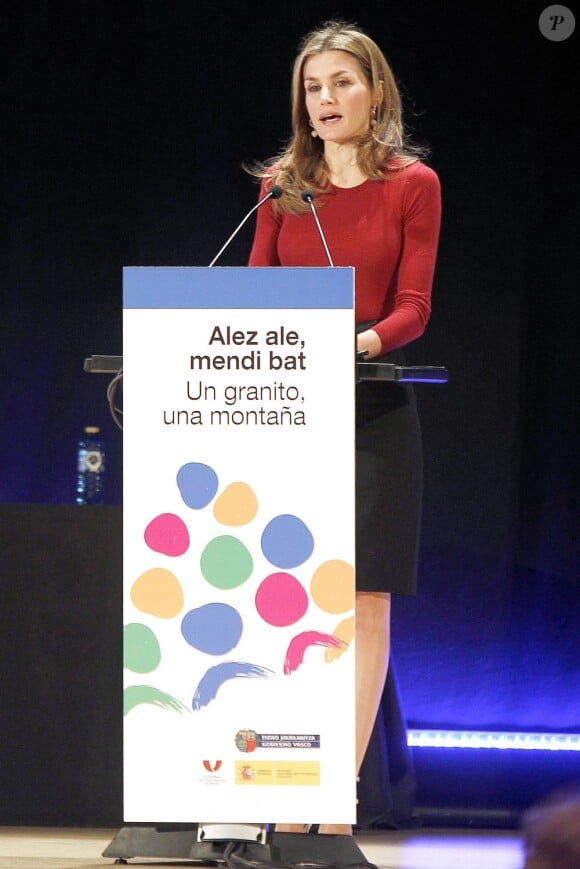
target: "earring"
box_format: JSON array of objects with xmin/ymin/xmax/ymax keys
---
[
  {"xmin": 370, "ymin": 106, "xmax": 377, "ymax": 128},
  {"xmin": 309, "ymin": 118, "xmax": 318, "ymax": 138}
]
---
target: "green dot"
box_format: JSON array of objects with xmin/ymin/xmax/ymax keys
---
[
  {"xmin": 124, "ymin": 623, "xmax": 162, "ymax": 673},
  {"xmin": 200, "ymin": 535, "xmax": 253, "ymax": 589}
]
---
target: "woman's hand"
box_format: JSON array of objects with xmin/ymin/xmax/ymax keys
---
[{"xmin": 356, "ymin": 328, "xmax": 382, "ymax": 359}]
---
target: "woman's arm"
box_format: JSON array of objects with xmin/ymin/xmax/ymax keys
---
[{"xmin": 370, "ymin": 163, "xmax": 442, "ymax": 356}]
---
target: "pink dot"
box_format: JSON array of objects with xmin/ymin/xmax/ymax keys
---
[
  {"xmin": 144, "ymin": 513, "xmax": 190, "ymax": 556},
  {"xmin": 255, "ymin": 573, "xmax": 308, "ymax": 627}
]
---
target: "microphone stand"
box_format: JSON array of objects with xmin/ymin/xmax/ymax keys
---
[
  {"xmin": 208, "ymin": 185, "xmax": 283, "ymax": 267},
  {"xmin": 301, "ymin": 190, "xmax": 335, "ymax": 266}
]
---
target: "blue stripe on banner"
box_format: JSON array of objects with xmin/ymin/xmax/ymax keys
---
[{"xmin": 123, "ymin": 266, "xmax": 354, "ymax": 309}]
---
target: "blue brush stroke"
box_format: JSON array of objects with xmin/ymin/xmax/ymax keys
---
[{"xmin": 192, "ymin": 661, "xmax": 274, "ymax": 710}]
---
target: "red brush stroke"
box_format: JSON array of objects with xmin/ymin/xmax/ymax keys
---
[{"xmin": 283, "ymin": 630, "xmax": 346, "ymax": 674}]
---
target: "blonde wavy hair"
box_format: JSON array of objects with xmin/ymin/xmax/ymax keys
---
[{"xmin": 247, "ymin": 20, "xmax": 426, "ymax": 215}]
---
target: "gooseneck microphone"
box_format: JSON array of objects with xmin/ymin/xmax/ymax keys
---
[
  {"xmin": 208, "ymin": 184, "xmax": 283, "ymax": 267},
  {"xmin": 301, "ymin": 189, "xmax": 335, "ymax": 267}
]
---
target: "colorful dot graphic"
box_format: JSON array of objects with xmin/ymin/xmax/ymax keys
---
[
  {"xmin": 131, "ymin": 567, "xmax": 184, "ymax": 618},
  {"xmin": 200, "ymin": 535, "xmax": 254, "ymax": 589},
  {"xmin": 144, "ymin": 512, "xmax": 190, "ymax": 556},
  {"xmin": 260, "ymin": 514, "xmax": 315, "ymax": 568},
  {"xmin": 124, "ymin": 623, "xmax": 162, "ymax": 673},
  {"xmin": 255, "ymin": 572, "xmax": 309, "ymax": 626},
  {"xmin": 181, "ymin": 603, "xmax": 243, "ymax": 655},
  {"xmin": 177, "ymin": 462, "xmax": 219, "ymax": 509},
  {"xmin": 124, "ymin": 460, "xmax": 355, "ymax": 715},
  {"xmin": 310, "ymin": 560, "xmax": 355, "ymax": 614},
  {"xmin": 213, "ymin": 482, "xmax": 258, "ymax": 526}
]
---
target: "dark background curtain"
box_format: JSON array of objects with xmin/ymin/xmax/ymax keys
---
[{"xmin": 2, "ymin": 0, "xmax": 579, "ymax": 828}]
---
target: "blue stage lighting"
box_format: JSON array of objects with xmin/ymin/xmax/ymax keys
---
[{"xmin": 407, "ymin": 730, "xmax": 580, "ymax": 751}]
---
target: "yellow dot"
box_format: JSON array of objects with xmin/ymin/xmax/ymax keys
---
[
  {"xmin": 213, "ymin": 482, "xmax": 258, "ymax": 526},
  {"xmin": 310, "ymin": 560, "xmax": 355, "ymax": 614},
  {"xmin": 131, "ymin": 568, "xmax": 184, "ymax": 618}
]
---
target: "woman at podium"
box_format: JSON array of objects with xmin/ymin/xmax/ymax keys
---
[{"xmin": 248, "ymin": 18, "xmax": 441, "ymax": 836}]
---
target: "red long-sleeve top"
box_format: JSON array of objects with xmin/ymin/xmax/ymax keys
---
[{"xmin": 248, "ymin": 161, "xmax": 441, "ymax": 353}]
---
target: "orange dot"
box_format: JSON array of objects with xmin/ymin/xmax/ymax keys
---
[
  {"xmin": 213, "ymin": 482, "xmax": 258, "ymax": 526},
  {"xmin": 310, "ymin": 560, "xmax": 355, "ymax": 614},
  {"xmin": 131, "ymin": 568, "xmax": 184, "ymax": 618}
]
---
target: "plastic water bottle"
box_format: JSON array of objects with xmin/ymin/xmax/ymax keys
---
[{"xmin": 76, "ymin": 426, "xmax": 105, "ymax": 505}]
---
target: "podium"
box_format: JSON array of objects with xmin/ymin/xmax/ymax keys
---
[{"xmin": 87, "ymin": 266, "xmax": 446, "ymax": 867}]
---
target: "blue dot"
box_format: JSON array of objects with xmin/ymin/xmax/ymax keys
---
[
  {"xmin": 181, "ymin": 603, "xmax": 243, "ymax": 655},
  {"xmin": 177, "ymin": 462, "xmax": 219, "ymax": 509},
  {"xmin": 261, "ymin": 514, "xmax": 314, "ymax": 568}
]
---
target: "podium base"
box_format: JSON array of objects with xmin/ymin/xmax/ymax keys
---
[{"xmin": 102, "ymin": 826, "xmax": 376, "ymax": 867}]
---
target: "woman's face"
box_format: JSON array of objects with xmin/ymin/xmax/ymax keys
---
[{"xmin": 303, "ymin": 50, "xmax": 374, "ymax": 144}]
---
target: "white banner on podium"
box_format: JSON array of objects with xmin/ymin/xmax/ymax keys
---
[{"xmin": 122, "ymin": 266, "xmax": 356, "ymax": 824}]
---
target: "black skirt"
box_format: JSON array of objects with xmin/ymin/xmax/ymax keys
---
[{"xmin": 355, "ymin": 349, "xmax": 423, "ymax": 596}]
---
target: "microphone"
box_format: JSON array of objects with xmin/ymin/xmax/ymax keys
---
[
  {"xmin": 301, "ymin": 189, "xmax": 335, "ymax": 267},
  {"xmin": 208, "ymin": 184, "xmax": 283, "ymax": 267}
]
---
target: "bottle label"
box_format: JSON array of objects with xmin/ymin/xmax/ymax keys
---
[{"xmin": 79, "ymin": 449, "xmax": 104, "ymax": 473}]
